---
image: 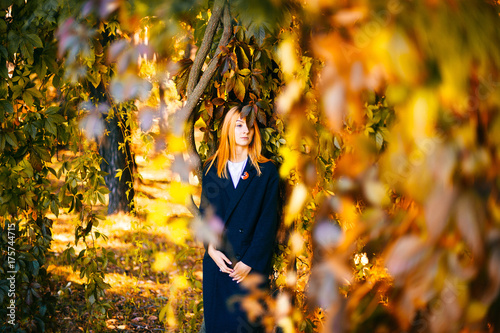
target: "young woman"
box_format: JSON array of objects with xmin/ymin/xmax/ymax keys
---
[{"xmin": 199, "ymin": 106, "xmax": 279, "ymax": 333}]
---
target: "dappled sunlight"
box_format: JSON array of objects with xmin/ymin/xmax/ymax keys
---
[
  {"xmin": 46, "ymin": 151, "xmax": 206, "ymax": 331},
  {"xmin": 48, "ymin": 264, "xmax": 86, "ymax": 286},
  {"xmin": 47, "ymin": 206, "xmax": 205, "ymax": 332},
  {"xmin": 3, "ymin": 0, "xmax": 499, "ymax": 332},
  {"xmin": 135, "ymin": 155, "xmax": 175, "ymax": 183}
]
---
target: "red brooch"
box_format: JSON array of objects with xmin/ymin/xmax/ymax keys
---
[{"xmin": 241, "ymin": 172, "xmax": 249, "ymax": 180}]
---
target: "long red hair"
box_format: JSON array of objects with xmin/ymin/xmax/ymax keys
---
[{"xmin": 205, "ymin": 106, "xmax": 269, "ymax": 178}]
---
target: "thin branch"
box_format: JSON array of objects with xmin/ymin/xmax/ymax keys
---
[
  {"xmin": 186, "ymin": 192, "xmax": 202, "ymax": 219},
  {"xmin": 187, "ymin": 0, "xmax": 225, "ymax": 97}
]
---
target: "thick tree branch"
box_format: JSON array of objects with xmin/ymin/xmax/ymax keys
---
[
  {"xmin": 173, "ymin": 2, "xmax": 232, "ymax": 177},
  {"xmin": 187, "ymin": 0, "xmax": 225, "ymax": 97},
  {"xmin": 172, "ymin": 2, "xmax": 232, "ymax": 219}
]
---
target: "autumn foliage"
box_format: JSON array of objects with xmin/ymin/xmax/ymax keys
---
[{"xmin": 1, "ymin": 0, "xmax": 500, "ymax": 332}]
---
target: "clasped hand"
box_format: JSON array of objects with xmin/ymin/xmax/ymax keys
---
[{"xmin": 208, "ymin": 244, "xmax": 251, "ymax": 283}]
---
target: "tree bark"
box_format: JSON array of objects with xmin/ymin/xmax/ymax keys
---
[
  {"xmin": 187, "ymin": 0, "xmax": 225, "ymax": 97},
  {"xmin": 99, "ymin": 107, "xmax": 135, "ymax": 215}
]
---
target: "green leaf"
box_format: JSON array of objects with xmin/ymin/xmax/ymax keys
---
[
  {"xmin": 25, "ymin": 122, "xmax": 37, "ymax": 139},
  {"xmin": 27, "ymin": 87, "xmax": 43, "ymax": 99},
  {"xmin": 21, "ymin": 159, "xmax": 34, "ymax": 177},
  {"xmin": 97, "ymin": 192, "xmax": 106, "ymax": 204},
  {"xmin": 0, "ymin": 100, "xmax": 13, "ymax": 114},
  {"xmin": 25, "ymin": 34, "xmax": 43, "ymax": 48},
  {"xmin": 50, "ymin": 200, "xmax": 59, "ymax": 217},
  {"xmin": 47, "ymin": 167, "xmax": 57, "ymax": 177},
  {"xmin": 5, "ymin": 132, "xmax": 18, "ymax": 148},
  {"xmin": 11, "ymin": 86, "xmax": 23, "ymax": 100},
  {"xmin": 87, "ymin": 69, "xmax": 101, "ymax": 88},
  {"xmin": 0, "ymin": 135, "xmax": 5, "ymax": 151},
  {"xmin": 23, "ymin": 91, "xmax": 34, "ymax": 107},
  {"xmin": 0, "ymin": 62, "xmax": 7, "ymax": 79},
  {"xmin": 34, "ymin": 146, "xmax": 51, "ymax": 162},
  {"xmin": 52, "ymin": 74, "xmax": 61, "ymax": 88},
  {"xmin": 7, "ymin": 31, "xmax": 20, "ymax": 55},
  {"xmin": 19, "ymin": 252, "xmax": 35, "ymax": 261},
  {"xmin": 0, "ymin": 19, "xmax": 6, "ymax": 34},
  {"xmin": 35, "ymin": 59, "xmax": 47, "ymax": 81},
  {"xmin": 30, "ymin": 260, "xmax": 40, "ymax": 276},
  {"xmin": 46, "ymin": 106, "xmax": 60, "ymax": 115},
  {"xmin": 19, "ymin": 40, "xmax": 34, "ymax": 63},
  {"xmin": 238, "ymin": 68, "xmax": 251, "ymax": 76},
  {"xmin": 45, "ymin": 118, "xmax": 57, "ymax": 135}
]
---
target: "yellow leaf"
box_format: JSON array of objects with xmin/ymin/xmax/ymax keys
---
[
  {"xmin": 159, "ymin": 301, "xmax": 177, "ymax": 328},
  {"xmin": 168, "ymin": 181, "xmax": 192, "ymax": 205},
  {"xmin": 466, "ymin": 301, "xmax": 488, "ymax": 323},
  {"xmin": 172, "ymin": 275, "xmax": 189, "ymax": 291},
  {"xmin": 166, "ymin": 218, "xmax": 190, "ymax": 246},
  {"xmin": 194, "ymin": 116, "xmax": 206, "ymax": 128},
  {"xmin": 167, "ymin": 134, "xmax": 185, "ymax": 153},
  {"xmin": 338, "ymin": 198, "xmax": 358, "ymax": 230},
  {"xmin": 275, "ymin": 274, "xmax": 286, "ymax": 287},
  {"xmin": 276, "ymin": 80, "xmax": 304, "ymax": 114},
  {"xmin": 279, "ymin": 146, "xmax": 300, "ymax": 178},
  {"xmin": 151, "ymin": 154, "xmax": 170, "ymax": 171},
  {"xmin": 407, "ymin": 90, "xmax": 438, "ymax": 142},
  {"xmin": 278, "ymin": 35, "xmax": 299, "ymax": 79},
  {"xmin": 152, "ymin": 251, "xmax": 174, "ymax": 272},
  {"xmin": 285, "ymin": 183, "xmax": 308, "ymax": 226},
  {"xmin": 146, "ymin": 199, "xmax": 169, "ymax": 226}
]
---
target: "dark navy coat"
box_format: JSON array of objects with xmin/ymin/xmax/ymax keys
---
[{"xmin": 200, "ymin": 159, "xmax": 279, "ymax": 333}]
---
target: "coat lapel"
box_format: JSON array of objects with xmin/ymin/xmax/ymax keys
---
[{"xmin": 223, "ymin": 161, "xmax": 257, "ymax": 223}]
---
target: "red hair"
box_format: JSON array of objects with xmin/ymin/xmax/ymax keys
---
[{"xmin": 205, "ymin": 106, "xmax": 269, "ymax": 178}]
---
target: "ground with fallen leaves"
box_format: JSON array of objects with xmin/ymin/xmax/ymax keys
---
[{"xmin": 47, "ymin": 151, "xmax": 204, "ymax": 332}]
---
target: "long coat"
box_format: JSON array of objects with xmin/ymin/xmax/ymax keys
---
[{"xmin": 200, "ymin": 159, "xmax": 279, "ymax": 333}]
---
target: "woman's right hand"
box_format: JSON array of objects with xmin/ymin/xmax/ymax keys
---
[{"xmin": 208, "ymin": 244, "xmax": 233, "ymax": 274}]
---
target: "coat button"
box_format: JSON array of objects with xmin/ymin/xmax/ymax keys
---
[
  {"xmin": 236, "ymin": 254, "xmax": 241, "ymax": 260},
  {"xmin": 238, "ymin": 228, "xmax": 243, "ymax": 233}
]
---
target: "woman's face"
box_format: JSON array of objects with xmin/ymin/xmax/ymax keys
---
[{"xmin": 234, "ymin": 116, "xmax": 254, "ymax": 147}]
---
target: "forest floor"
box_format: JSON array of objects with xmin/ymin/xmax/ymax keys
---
[{"xmin": 46, "ymin": 150, "xmax": 205, "ymax": 333}]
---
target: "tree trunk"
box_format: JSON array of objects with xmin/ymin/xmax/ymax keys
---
[{"xmin": 99, "ymin": 108, "xmax": 135, "ymax": 214}]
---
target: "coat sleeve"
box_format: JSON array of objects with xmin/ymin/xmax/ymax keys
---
[{"xmin": 241, "ymin": 165, "xmax": 279, "ymax": 273}]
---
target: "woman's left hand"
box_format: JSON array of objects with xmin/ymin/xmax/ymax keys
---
[{"xmin": 229, "ymin": 261, "xmax": 251, "ymax": 283}]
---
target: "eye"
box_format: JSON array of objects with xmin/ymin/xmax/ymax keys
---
[{"xmin": 236, "ymin": 124, "xmax": 243, "ymax": 127}]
